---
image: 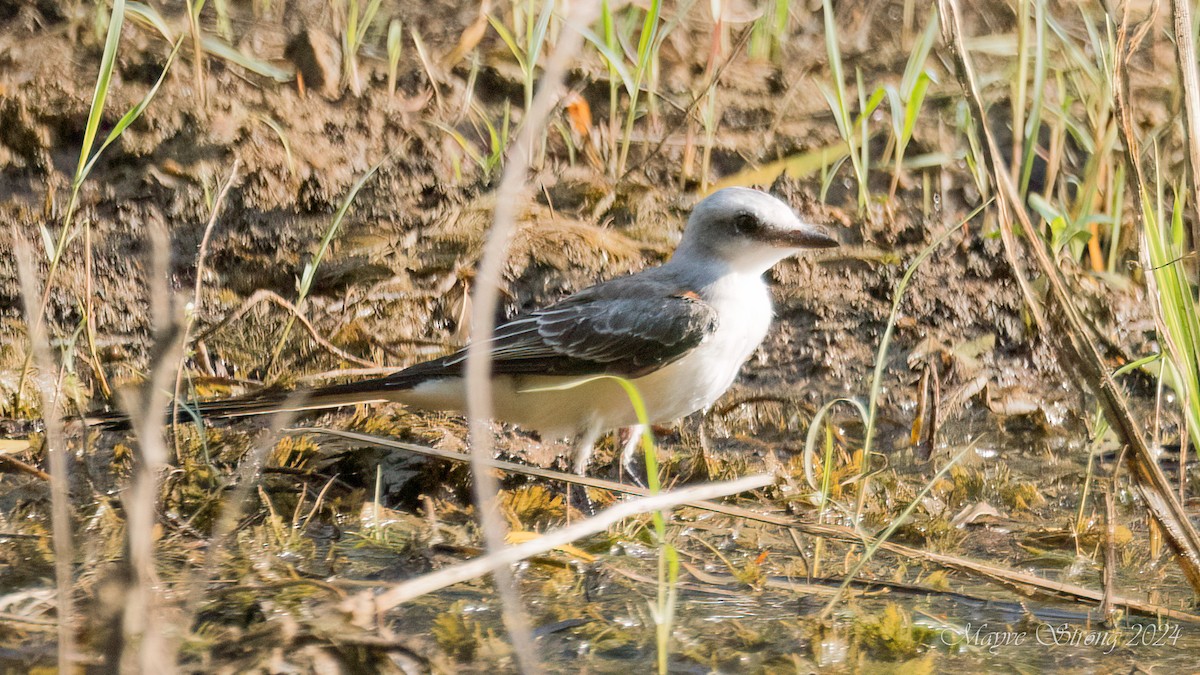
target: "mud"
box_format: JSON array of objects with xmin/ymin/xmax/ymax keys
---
[{"xmin": 0, "ymin": 0, "xmax": 1194, "ymax": 671}]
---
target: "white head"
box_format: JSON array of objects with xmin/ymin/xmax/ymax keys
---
[{"xmin": 671, "ymin": 187, "xmax": 838, "ymax": 275}]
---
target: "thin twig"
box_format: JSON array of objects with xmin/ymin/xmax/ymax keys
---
[
  {"xmin": 338, "ymin": 473, "xmax": 773, "ymax": 621},
  {"xmin": 192, "ymin": 289, "xmax": 379, "ymax": 369},
  {"xmin": 173, "ymin": 159, "xmax": 240, "ymax": 461},
  {"xmin": 118, "ymin": 224, "xmax": 186, "ymax": 672},
  {"xmin": 13, "ymin": 234, "xmax": 76, "ymax": 674},
  {"xmin": 1171, "ymin": 0, "xmax": 1200, "ymax": 265},
  {"xmin": 462, "ymin": 2, "xmax": 597, "ymax": 672},
  {"xmin": 0, "ymin": 452, "xmax": 52, "ymax": 481}
]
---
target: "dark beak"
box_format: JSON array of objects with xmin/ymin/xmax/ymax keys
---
[{"xmin": 772, "ymin": 223, "xmax": 839, "ymax": 249}]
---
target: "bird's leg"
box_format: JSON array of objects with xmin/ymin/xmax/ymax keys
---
[
  {"xmin": 564, "ymin": 424, "xmax": 609, "ymax": 515},
  {"xmin": 619, "ymin": 424, "xmax": 648, "ymax": 488},
  {"xmin": 571, "ymin": 423, "xmax": 603, "ymax": 475}
]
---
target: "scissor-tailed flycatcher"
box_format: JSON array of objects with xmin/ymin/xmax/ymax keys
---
[{"xmin": 93, "ymin": 187, "xmax": 837, "ymax": 469}]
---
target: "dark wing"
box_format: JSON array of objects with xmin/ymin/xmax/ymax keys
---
[
  {"xmin": 485, "ymin": 286, "xmax": 718, "ymax": 376},
  {"xmin": 379, "ymin": 275, "xmax": 719, "ymax": 387}
]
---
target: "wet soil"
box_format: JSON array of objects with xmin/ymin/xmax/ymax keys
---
[{"xmin": 0, "ymin": 0, "xmax": 1197, "ymax": 672}]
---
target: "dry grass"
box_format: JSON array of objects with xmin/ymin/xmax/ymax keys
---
[
  {"xmin": 3, "ymin": 0, "xmax": 1200, "ymax": 670},
  {"xmin": 13, "ymin": 236, "xmax": 74, "ymax": 675}
]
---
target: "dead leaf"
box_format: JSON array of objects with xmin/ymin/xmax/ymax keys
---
[
  {"xmin": 442, "ymin": 5, "xmax": 490, "ymax": 68},
  {"xmin": 564, "ymin": 92, "xmax": 592, "ymax": 138},
  {"xmin": 950, "ymin": 501, "xmax": 1004, "ymax": 529}
]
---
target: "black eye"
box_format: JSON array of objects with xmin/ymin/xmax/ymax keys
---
[{"xmin": 732, "ymin": 212, "xmax": 759, "ymax": 234}]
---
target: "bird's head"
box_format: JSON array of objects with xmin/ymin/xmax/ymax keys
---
[{"xmin": 673, "ymin": 187, "xmax": 838, "ymax": 275}]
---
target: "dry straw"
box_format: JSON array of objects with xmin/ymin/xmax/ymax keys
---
[
  {"xmin": 462, "ymin": 2, "xmax": 598, "ymax": 671},
  {"xmin": 13, "ymin": 237, "xmax": 75, "ymax": 674}
]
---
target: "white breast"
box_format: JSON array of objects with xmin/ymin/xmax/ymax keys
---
[{"xmin": 629, "ymin": 270, "xmax": 773, "ymax": 423}]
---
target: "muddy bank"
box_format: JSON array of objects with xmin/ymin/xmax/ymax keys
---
[{"xmin": 1, "ymin": 0, "xmax": 1194, "ymax": 671}]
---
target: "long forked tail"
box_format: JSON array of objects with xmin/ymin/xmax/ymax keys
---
[{"xmin": 84, "ymin": 375, "xmax": 414, "ymax": 430}]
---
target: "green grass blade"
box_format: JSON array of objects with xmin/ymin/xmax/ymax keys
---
[
  {"xmin": 387, "ymin": 18, "xmax": 403, "ymax": 93},
  {"xmin": 520, "ymin": 376, "xmax": 664, "ymax": 499},
  {"xmin": 82, "ymin": 38, "xmax": 185, "ymax": 178},
  {"xmin": 885, "ymin": 85, "xmax": 903, "ymax": 138},
  {"xmin": 634, "ymin": 0, "xmax": 661, "ymax": 71},
  {"xmin": 126, "ymin": 1, "xmax": 173, "ymax": 42},
  {"xmin": 431, "ymin": 121, "xmax": 486, "ymax": 171},
  {"xmin": 202, "ymin": 35, "xmax": 293, "ymax": 81},
  {"xmin": 817, "ymin": 82, "xmax": 850, "ymax": 141},
  {"xmin": 41, "ymin": 0, "xmax": 126, "ymax": 264},
  {"xmin": 862, "ymin": 82, "xmax": 886, "ymax": 117},
  {"xmin": 900, "ymin": 5, "xmax": 938, "ymax": 95},
  {"xmin": 902, "ymin": 73, "xmax": 931, "ymax": 144},
  {"xmin": 1140, "ymin": 183, "xmax": 1200, "ymax": 453},
  {"xmin": 577, "ymin": 24, "xmax": 634, "ymax": 91},
  {"xmin": 346, "ymin": 0, "xmax": 359, "ymax": 54},
  {"xmin": 522, "ymin": 373, "xmax": 684, "ymax": 674},
  {"xmin": 487, "ymin": 15, "xmax": 529, "ymax": 74},
  {"xmin": 822, "ymin": 0, "xmax": 846, "ymax": 114},
  {"xmin": 601, "ymin": 0, "xmax": 617, "ymax": 58},
  {"xmin": 74, "ymin": 0, "xmax": 126, "ymax": 189},
  {"xmin": 655, "ymin": 541, "xmax": 679, "ymax": 675},
  {"xmin": 859, "ymin": 201, "xmax": 991, "ymax": 471},
  {"xmin": 254, "ymin": 115, "xmax": 295, "ymax": 174},
  {"xmin": 527, "ymin": 0, "xmax": 555, "ymax": 71},
  {"xmin": 269, "ymin": 156, "xmax": 389, "ymax": 367},
  {"xmin": 387, "ymin": 18, "xmax": 403, "ymax": 59},
  {"xmin": 822, "ymin": 443, "xmax": 975, "ymax": 618},
  {"xmin": 615, "ymin": 0, "xmax": 661, "ymax": 175},
  {"xmin": 356, "ymin": 0, "xmax": 383, "ymax": 46},
  {"xmin": 1018, "ymin": 0, "xmax": 1047, "ymax": 196},
  {"xmin": 38, "ymin": 225, "xmax": 55, "ymax": 262},
  {"xmin": 802, "ymin": 397, "xmax": 869, "ymax": 499}
]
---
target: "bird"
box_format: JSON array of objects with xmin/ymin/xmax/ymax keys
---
[{"xmin": 91, "ymin": 187, "xmax": 838, "ymax": 471}]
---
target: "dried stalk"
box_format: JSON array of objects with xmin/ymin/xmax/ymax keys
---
[
  {"xmin": 1171, "ymin": 0, "xmax": 1200, "ymax": 259},
  {"xmin": 462, "ymin": 1, "xmax": 597, "ymax": 671},
  {"xmin": 937, "ymin": 0, "xmax": 1200, "ymax": 594},
  {"xmin": 172, "ymin": 159, "xmax": 240, "ymax": 460},
  {"xmin": 1101, "ymin": 483, "xmax": 1118, "ymax": 623},
  {"xmin": 0, "ymin": 452, "xmax": 51, "ymax": 481},
  {"xmin": 117, "ymin": 225, "xmax": 186, "ymax": 672},
  {"xmin": 339, "ymin": 473, "xmax": 773, "ymax": 622},
  {"xmin": 13, "ymin": 235, "xmax": 75, "ymax": 674},
  {"xmin": 192, "ymin": 289, "xmax": 379, "ymax": 369}
]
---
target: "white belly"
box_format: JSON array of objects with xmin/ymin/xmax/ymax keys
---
[{"xmin": 393, "ymin": 272, "xmax": 774, "ymax": 439}]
